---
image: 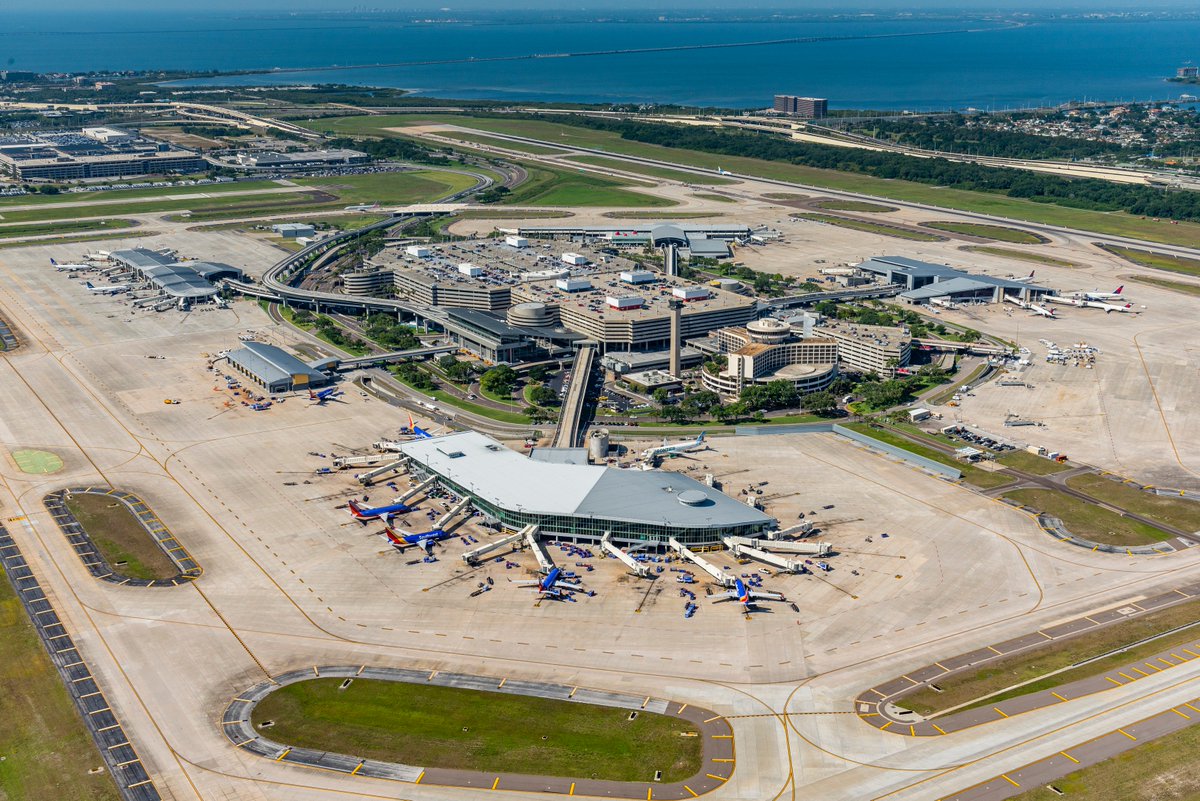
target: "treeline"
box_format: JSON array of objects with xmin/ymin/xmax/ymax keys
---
[
  {"xmin": 849, "ymin": 114, "xmax": 1126, "ymax": 161},
  {"xmin": 555, "ymin": 116, "xmax": 1200, "ymax": 222},
  {"xmin": 326, "ymin": 136, "xmax": 451, "ymax": 165}
]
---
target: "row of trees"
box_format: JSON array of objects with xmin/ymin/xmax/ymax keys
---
[{"xmin": 557, "ymin": 116, "xmax": 1200, "ymax": 222}]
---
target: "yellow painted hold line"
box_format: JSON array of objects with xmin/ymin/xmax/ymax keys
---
[
  {"xmin": 684, "ymin": 787, "xmax": 698, "ymax": 798},
  {"xmin": 678, "ymin": 704, "xmax": 688, "ymax": 714},
  {"xmin": 491, "ymin": 777, "xmax": 500, "ymax": 790},
  {"xmin": 909, "ymin": 725, "xmax": 916, "ymax": 736},
  {"xmin": 642, "ymin": 696, "xmax": 651, "ymax": 709},
  {"xmin": 416, "ymin": 771, "xmax": 425, "ymax": 784},
  {"xmin": 1002, "ymin": 775, "xmax": 1020, "ymax": 788},
  {"xmin": 1174, "ymin": 653, "xmax": 1189, "ymax": 661},
  {"xmin": 1186, "ymin": 649, "xmax": 1200, "ymax": 658},
  {"xmin": 1145, "ymin": 663, "xmax": 1163, "ymax": 672},
  {"xmin": 569, "ymin": 686, "xmax": 578, "ymax": 698},
  {"xmin": 1172, "ymin": 708, "xmax": 1191, "ymax": 719},
  {"xmin": 987, "ymin": 646, "xmax": 1002, "ymax": 655},
  {"xmin": 312, "ymin": 666, "xmax": 319, "ymax": 677},
  {"xmin": 275, "ymin": 749, "xmax": 291, "ymax": 762},
  {"xmin": 1133, "ymin": 667, "xmax": 1150, "ymax": 677},
  {"xmin": 706, "ymin": 774, "xmax": 728, "ymax": 782},
  {"xmin": 932, "ymin": 724, "xmax": 947, "ymax": 735},
  {"xmin": 1186, "ymin": 702, "xmax": 1200, "ymax": 714},
  {"xmin": 1106, "ymin": 676, "xmax": 1123, "ymax": 686},
  {"xmin": 498, "ymin": 678, "xmax": 506, "ymax": 689},
  {"xmin": 351, "ymin": 762, "xmax": 364, "ymax": 776},
  {"xmin": 711, "ymin": 734, "xmax": 732, "ymax": 739},
  {"xmin": 1061, "ymin": 751, "xmax": 1079, "ymax": 764},
  {"xmin": 712, "ymin": 758, "xmax": 734, "ymax": 763},
  {"xmin": 569, "ymin": 782, "xmax": 575, "ymax": 795},
  {"xmin": 647, "ymin": 788, "xmax": 653, "ymax": 801},
  {"xmin": 880, "ymin": 721, "xmax": 893, "ymax": 731},
  {"xmin": 356, "ymin": 665, "xmax": 365, "ymax": 676},
  {"xmin": 1051, "ymin": 692, "xmax": 1068, "ymax": 702},
  {"xmin": 1119, "ymin": 672, "xmax": 1135, "ymax": 681},
  {"xmin": 993, "ymin": 707, "xmax": 1009, "ymax": 719},
  {"xmin": 704, "ymin": 715, "xmax": 721, "ymax": 723},
  {"xmin": 1118, "ymin": 729, "xmax": 1137, "ymax": 741}
]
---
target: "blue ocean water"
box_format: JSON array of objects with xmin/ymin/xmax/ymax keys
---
[{"xmin": 0, "ymin": 11, "xmax": 1196, "ymax": 110}]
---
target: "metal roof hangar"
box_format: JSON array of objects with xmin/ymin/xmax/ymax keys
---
[
  {"xmin": 399, "ymin": 431, "xmax": 776, "ymax": 546},
  {"xmin": 225, "ymin": 342, "xmax": 330, "ymax": 393},
  {"xmin": 109, "ymin": 249, "xmax": 242, "ymax": 301},
  {"xmin": 857, "ymin": 256, "xmax": 1052, "ymax": 304}
]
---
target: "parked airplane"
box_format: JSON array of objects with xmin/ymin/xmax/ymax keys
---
[
  {"xmin": 1009, "ymin": 270, "xmax": 1036, "ymax": 283},
  {"xmin": 83, "ymin": 251, "xmax": 110, "ymax": 262},
  {"xmin": 711, "ymin": 578, "xmax": 785, "ymax": 611},
  {"xmin": 407, "ymin": 414, "xmax": 436, "ymax": 440},
  {"xmin": 1042, "ymin": 295, "xmax": 1085, "ymax": 307},
  {"xmin": 84, "ymin": 280, "xmax": 129, "ymax": 295},
  {"xmin": 1030, "ymin": 303, "xmax": 1057, "ymax": 319},
  {"xmin": 514, "ymin": 567, "xmax": 584, "ymax": 599},
  {"xmin": 1080, "ymin": 285, "xmax": 1125, "ymax": 301},
  {"xmin": 1085, "ymin": 300, "xmax": 1136, "ymax": 314},
  {"xmin": 308, "ymin": 387, "xmax": 344, "ymax": 405},
  {"xmin": 347, "ymin": 498, "xmax": 413, "ymax": 522},
  {"xmin": 382, "ymin": 522, "xmax": 452, "ymax": 549},
  {"xmin": 343, "ymin": 202, "xmax": 381, "ymax": 212},
  {"xmin": 641, "ymin": 432, "xmax": 707, "ymax": 461},
  {"xmin": 717, "ymin": 167, "xmax": 733, "ymax": 176},
  {"xmin": 51, "ymin": 258, "xmax": 91, "ymax": 272}
]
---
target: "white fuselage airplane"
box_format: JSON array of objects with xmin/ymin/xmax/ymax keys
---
[
  {"xmin": 1079, "ymin": 285, "xmax": 1125, "ymax": 301},
  {"xmin": 1009, "ymin": 270, "xmax": 1036, "ymax": 283},
  {"xmin": 1043, "ymin": 295, "xmax": 1085, "ymax": 307},
  {"xmin": 1084, "ymin": 301, "xmax": 1135, "ymax": 314},
  {"xmin": 642, "ymin": 432, "xmax": 707, "ymax": 461},
  {"xmin": 50, "ymin": 258, "xmax": 90, "ymax": 272},
  {"xmin": 1030, "ymin": 303, "xmax": 1056, "ymax": 318},
  {"xmin": 84, "ymin": 280, "xmax": 129, "ymax": 295}
]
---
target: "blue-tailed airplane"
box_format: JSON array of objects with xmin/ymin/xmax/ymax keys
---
[
  {"xmin": 407, "ymin": 414, "xmax": 436, "ymax": 439},
  {"xmin": 711, "ymin": 578, "xmax": 784, "ymax": 612},
  {"xmin": 514, "ymin": 567, "xmax": 584, "ymax": 599},
  {"xmin": 382, "ymin": 522, "xmax": 452, "ymax": 549},
  {"xmin": 85, "ymin": 280, "xmax": 129, "ymax": 295},
  {"xmin": 309, "ymin": 387, "xmax": 344, "ymax": 405},
  {"xmin": 51, "ymin": 258, "xmax": 91, "ymax": 272},
  {"xmin": 347, "ymin": 498, "xmax": 413, "ymax": 523}
]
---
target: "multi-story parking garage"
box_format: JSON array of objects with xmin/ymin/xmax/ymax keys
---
[{"xmin": 399, "ymin": 431, "xmax": 776, "ymax": 546}]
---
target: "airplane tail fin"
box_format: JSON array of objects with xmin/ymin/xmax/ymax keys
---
[
  {"xmin": 50, "ymin": 258, "xmax": 57, "ymax": 265},
  {"xmin": 309, "ymin": 390, "xmax": 316, "ymax": 399},
  {"xmin": 1115, "ymin": 285, "xmax": 1124, "ymax": 294},
  {"xmin": 697, "ymin": 432, "xmax": 706, "ymax": 443},
  {"xmin": 85, "ymin": 281, "xmax": 94, "ymax": 288},
  {"xmin": 347, "ymin": 500, "xmax": 362, "ymax": 516},
  {"xmin": 1028, "ymin": 270, "xmax": 1035, "ymax": 279}
]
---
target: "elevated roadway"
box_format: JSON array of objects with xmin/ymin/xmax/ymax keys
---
[{"xmin": 551, "ymin": 344, "xmax": 596, "ymax": 449}]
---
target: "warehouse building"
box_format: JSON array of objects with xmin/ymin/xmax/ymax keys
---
[
  {"xmin": 225, "ymin": 342, "xmax": 331, "ymax": 393},
  {"xmin": 399, "ymin": 431, "xmax": 776, "ymax": 546}
]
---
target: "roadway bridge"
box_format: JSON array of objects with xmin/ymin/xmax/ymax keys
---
[
  {"xmin": 551, "ymin": 344, "xmax": 596, "ymax": 449},
  {"xmin": 763, "ymin": 284, "xmax": 904, "ymax": 310},
  {"xmin": 325, "ymin": 345, "xmax": 459, "ymax": 371}
]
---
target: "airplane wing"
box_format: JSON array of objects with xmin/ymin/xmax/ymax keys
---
[
  {"xmin": 748, "ymin": 589, "xmax": 785, "ymax": 602},
  {"xmin": 512, "ymin": 579, "xmax": 542, "ymax": 587},
  {"xmin": 709, "ymin": 592, "xmax": 738, "ymax": 604}
]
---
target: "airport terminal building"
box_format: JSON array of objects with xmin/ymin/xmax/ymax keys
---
[{"xmin": 399, "ymin": 432, "xmax": 776, "ymax": 546}]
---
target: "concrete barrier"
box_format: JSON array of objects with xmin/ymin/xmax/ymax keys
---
[{"xmin": 832, "ymin": 424, "xmax": 962, "ymax": 480}]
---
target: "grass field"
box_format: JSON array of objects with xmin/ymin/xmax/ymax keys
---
[
  {"xmin": 899, "ymin": 598, "xmax": 1200, "ymax": 717},
  {"xmin": 0, "ymin": 567, "xmax": 121, "ymax": 801},
  {"xmin": 500, "ymin": 164, "xmax": 673, "ymax": 208},
  {"xmin": 306, "ymin": 114, "xmax": 1200, "ymax": 248},
  {"xmin": 1011, "ymin": 722, "xmax": 1200, "ymax": 800},
  {"xmin": 602, "ymin": 210, "xmax": 722, "ymax": 219},
  {"xmin": 693, "ymin": 192, "xmax": 735, "ymax": 203},
  {"xmin": 445, "ymin": 130, "xmax": 571, "ymax": 155},
  {"xmin": 567, "ymin": 155, "xmax": 734, "ymax": 184},
  {"xmin": 255, "ymin": 678, "xmax": 701, "ymax": 782},
  {"xmin": 0, "ymin": 179, "xmax": 276, "ymax": 208},
  {"xmin": 1099, "ymin": 244, "xmax": 1200, "ymax": 278},
  {"xmin": 64, "ymin": 493, "xmax": 178, "ymax": 581},
  {"xmin": 921, "ymin": 221, "xmax": 1046, "ymax": 244},
  {"xmin": 996, "ymin": 450, "xmax": 1072, "ymax": 476},
  {"xmin": 794, "ymin": 212, "xmax": 945, "ymax": 242},
  {"xmin": 1125, "ymin": 275, "xmax": 1200, "ymax": 296},
  {"xmin": 841, "ymin": 422, "xmax": 1012, "ymax": 489},
  {"xmin": 0, "ymin": 230, "xmax": 155, "ymax": 250},
  {"xmin": 762, "ymin": 192, "xmax": 809, "ymax": 200},
  {"xmin": 388, "ymin": 367, "xmax": 532, "ymax": 424},
  {"xmin": 1002, "ymin": 488, "xmax": 1173, "ymax": 546},
  {"xmin": 1067, "ymin": 474, "xmax": 1200, "ymax": 532},
  {"xmin": 278, "ymin": 306, "xmax": 373, "ymax": 357},
  {"xmin": 964, "ymin": 246, "xmax": 1079, "ymax": 268},
  {"xmin": 812, "ymin": 199, "xmax": 897, "ymax": 212},
  {"xmin": 193, "ymin": 213, "xmax": 388, "ymax": 232},
  {"xmin": 293, "ymin": 170, "xmax": 480, "ymax": 204},
  {"xmin": 0, "ymin": 218, "xmax": 137, "ymax": 240}
]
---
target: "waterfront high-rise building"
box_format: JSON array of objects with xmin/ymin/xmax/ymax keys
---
[{"xmin": 772, "ymin": 95, "xmax": 828, "ymax": 118}]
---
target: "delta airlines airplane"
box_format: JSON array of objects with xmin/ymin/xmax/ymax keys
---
[
  {"xmin": 1085, "ymin": 301, "xmax": 1136, "ymax": 314},
  {"xmin": 51, "ymin": 258, "xmax": 91, "ymax": 272},
  {"xmin": 711, "ymin": 578, "xmax": 785, "ymax": 611},
  {"xmin": 1029, "ymin": 303, "xmax": 1057, "ymax": 319},
  {"xmin": 347, "ymin": 498, "xmax": 413, "ymax": 523},
  {"xmin": 1010, "ymin": 270, "xmax": 1036, "ymax": 284},
  {"xmin": 515, "ymin": 567, "xmax": 584, "ymax": 600},
  {"xmin": 84, "ymin": 280, "xmax": 129, "ymax": 295},
  {"xmin": 641, "ymin": 432, "xmax": 706, "ymax": 461},
  {"xmin": 1080, "ymin": 285, "xmax": 1125, "ymax": 301}
]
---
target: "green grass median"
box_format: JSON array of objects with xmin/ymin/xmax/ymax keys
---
[
  {"xmin": 921, "ymin": 221, "xmax": 1046, "ymax": 243},
  {"xmin": 64, "ymin": 493, "xmax": 177, "ymax": 581},
  {"xmin": 254, "ymin": 678, "xmax": 702, "ymax": 782},
  {"xmin": 1002, "ymin": 488, "xmax": 1173, "ymax": 546},
  {"xmin": 1066, "ymin": 475, "xmax": 1200, "ymax": 533}
]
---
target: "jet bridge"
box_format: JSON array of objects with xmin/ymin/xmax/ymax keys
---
[
  {"xmin": 668, "ymin": 537, "xmax": 734, "ymax": 588},
  {"xmin": 724, "ymin": 537, "xmax": 803, "ymax": 573},
  {"xmin": 435, "ymin": 496, "xmax": 472, "ymax": 530},
  {"xmin": 356, "ymin": 458, "xmax": 407, "ymax": 486},
  {"xmin": 601, "ymin": 532, "xmax": 651, "ymax": 578},
  {"xmin": 332, "ymin": 453, "xmax": 391, "ymax": 470},
  {"xmin": 727, "ymin": 535, "xmax": 831, "ymax": 557},
  {"xmin": 397, "ymin": 476, "xmax": 436, "ymax": 505},
  {"xmin": 462, "ymin": 524, "xmax": 536, "ymax": 565},
  {"xmin": 527, "ymin": 527, "xmax": 555, "ymax": 574}
]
